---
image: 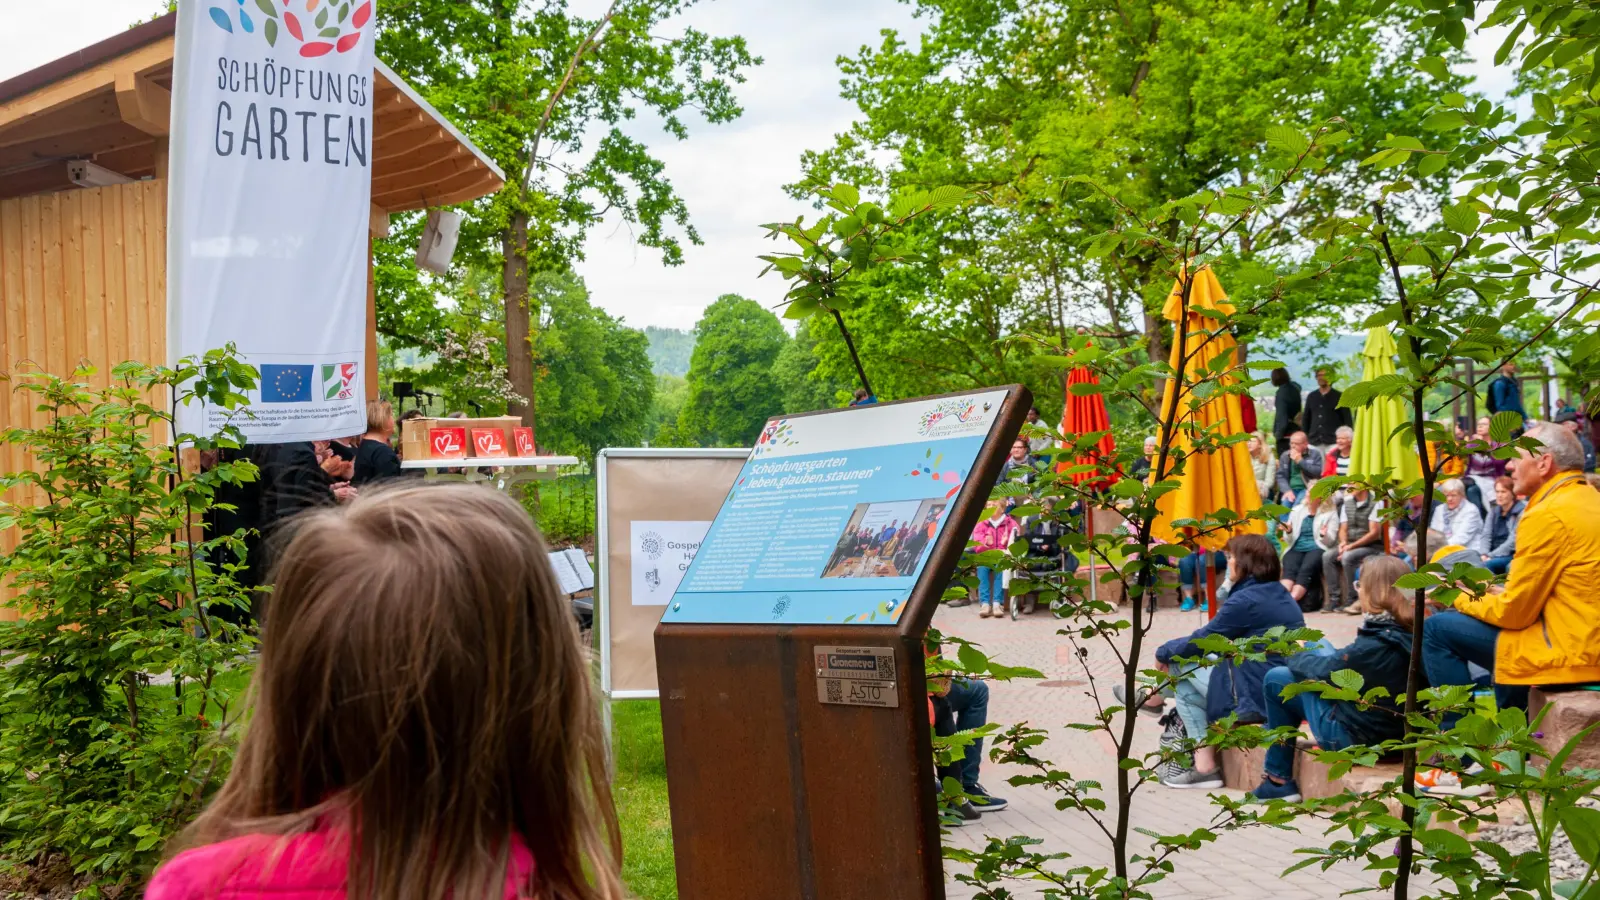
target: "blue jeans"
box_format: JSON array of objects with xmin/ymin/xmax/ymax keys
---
[
  {"xmin": 1170, "ymin": 660, "xmax": 1214, "ymax": 741},
  {"xmin": 1178, "ymin": 551, "xmax": 1226, "ymax": 589},
  {"xmin": 1422, "ymin": 610, "xmax": 1530, "ymax": 728},
  {"xmin": 1484, "ymin": 556, "xmax": 1513, "ymax": 576},
  {"xmin": 932, "ymin": 678, "xmax": 990, "ymax": 790},
  {"xmin": 1262, "ymin": 666, "xmax": 1353, "ymax": 780},
  {"xmin": 976, "ymin": 567, "xmax": 1003, "ymax": 607}
]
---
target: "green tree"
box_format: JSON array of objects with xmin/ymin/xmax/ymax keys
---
[
  {"xmin": 645, "ymin": 372, "xmax": 690, "ymax": 444},
  {"xmin": 772, "ymin": 318, "xmax": 852, "ymax": 413},
  {"xmin": 793, "ymin": 0, "xmax": 1457, "ymax": 395},
  {"xmin": 677, "ymin": 295, "xmax": 787, "ymax": 446},
  {"xmin": 377, "ymin": 0, "xmax": 758, "ymax": 439},
  {"xmin": 530, "ymin": 273, "xmax": 656, "ymax": 459}
]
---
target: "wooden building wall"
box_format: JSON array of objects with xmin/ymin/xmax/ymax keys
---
[{"xmin": 0, "ymin": 179, "xmax": 167, "ymax": 619}]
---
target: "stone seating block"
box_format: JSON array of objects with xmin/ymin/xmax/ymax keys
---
[
  {"xmin": 1530, "ymin": 687, "xmax": 1600, "ymax": 773},
  {"xmin": 1220, "ymin": 744, "xmax": 1269, "ymax": 791},
  {"xmin": 1297, "ymin": 752, "xmax": 1404, "ymax": 801}
]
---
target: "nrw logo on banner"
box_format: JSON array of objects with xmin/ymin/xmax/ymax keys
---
[{"xmin": 168, "ymin": 0, "xmax": 375, "ymax": 442}]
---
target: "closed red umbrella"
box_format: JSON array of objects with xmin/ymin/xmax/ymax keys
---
[
  {"xmin": 1058, "ymin": 357, "xmax": 1117, "ymax": 606},
  {"xmin": 1059, "ymin": 364, "xmax": 1117, "ymax": 487}
]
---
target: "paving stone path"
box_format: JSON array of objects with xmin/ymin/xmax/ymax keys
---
[{"xmin": 931, "ymin": 601, "xmax": 1404, "ymax": 899}]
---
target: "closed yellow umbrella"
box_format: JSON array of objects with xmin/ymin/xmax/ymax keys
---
[
  {"xmin": 1349, "ymin": 326, "xmax": 1422, "ymax": 487},
  {"xmin": 1150, "ymin": 268, "xmax": 1266, "ymax": 555}
]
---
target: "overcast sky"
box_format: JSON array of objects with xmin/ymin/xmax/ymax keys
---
[{"xmin": 2, "ymin": 1, "xmax": 1510, "ymax": 333}]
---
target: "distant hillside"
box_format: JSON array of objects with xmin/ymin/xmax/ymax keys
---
[
  {"xmin": 1254, "ymin": 333, "xmax": 1366, "ymax": 387},
  {"xmin": 645, "ymin": 326, "xmax": 695, "ymax": 376}
]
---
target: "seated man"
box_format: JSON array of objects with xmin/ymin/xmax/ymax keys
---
[
  {"xmin": 1419, "ymin": 423, "xmax": 1600, "ymax": 794},
  {"xmin": 1152, "ymin": 534, "xmax": 1306, "ymax": 790},
  {"xmin": 1322, "ymin": 487, "xmax": 1384, "ymax": 613},
  {"xmin": 1275, "ymin": 430, "xmax": 1325, "ymax": 508},
  {"xmin": 927, "ymin": 642, "xmax": 1006, "ymax": 816}
]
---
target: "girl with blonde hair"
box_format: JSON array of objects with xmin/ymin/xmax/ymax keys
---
[{"xmin": 1248, "ymin": 554, "xmax": 1420, "ymax": 802}]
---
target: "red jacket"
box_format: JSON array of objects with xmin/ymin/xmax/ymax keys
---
[{"xmin": 148, "ymin": 826, "xmax": 535, "ymax": 899}]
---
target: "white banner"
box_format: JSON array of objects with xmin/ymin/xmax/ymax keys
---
[{"xmin": 168, "ymin": 0, "xmax": 375, "ymax": 441}]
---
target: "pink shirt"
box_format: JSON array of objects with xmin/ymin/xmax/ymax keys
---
[{"xmin": 148, "ymin": 826, "xmax": 535, "ymax": 899}]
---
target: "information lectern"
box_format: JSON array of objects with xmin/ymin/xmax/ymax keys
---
[{"xmin": 655, "ymin": 386, "xmax": 1032, "ymax": 900}]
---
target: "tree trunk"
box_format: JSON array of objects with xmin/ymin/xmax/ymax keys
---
[
  {"xmin": 1144, "ymin": 306, "xmax": 1167, "ymax": 366},
  {"xmin": 503, "ymin": 213, "xmax": 536, "ymax": 439}
]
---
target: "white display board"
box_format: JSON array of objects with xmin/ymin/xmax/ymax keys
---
[{"xmin": 596, "ymin": 448, "xmax": 748, "ymax": 700}]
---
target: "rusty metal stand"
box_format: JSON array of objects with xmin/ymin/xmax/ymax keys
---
[{"xmin": 654, "ymin": 387, "xmax": 1032, "ymax": 900}]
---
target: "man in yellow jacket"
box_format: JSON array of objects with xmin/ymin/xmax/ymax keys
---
[{"xmin": 1418, "ymin": 423, "xmax": 1600, "ymax": 793}]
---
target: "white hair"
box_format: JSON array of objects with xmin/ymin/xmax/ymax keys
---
[
  {"xmin": 1440, "ymin": 478, "xmax": 1466, "ymax": 496},
  {"xmin": 1528, "ymin": 422, "xmax": 1587, "ymax": 472},
  {"xmin": 1336, "ymin": 425, "xmax": 1354, "ymax": 438}
]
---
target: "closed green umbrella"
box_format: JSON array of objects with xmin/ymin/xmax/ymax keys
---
[{"xmin": 1349, "ymin": 326, "xmax": 1421, "ymax": 486}]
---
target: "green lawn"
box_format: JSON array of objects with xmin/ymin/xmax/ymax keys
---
[{"xmin": 611, "ymin": 700, "xmax": 677, "ymax": 900}]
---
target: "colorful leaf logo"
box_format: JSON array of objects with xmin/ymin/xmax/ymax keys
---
[{"xmin": 207, "ymin": 0, "xmax": 368, "ymax": 54}]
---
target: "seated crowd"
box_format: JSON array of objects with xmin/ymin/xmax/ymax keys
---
[{"xmin": 1135, "ymin": 421, "xmax": 1600, "ymax": 797}]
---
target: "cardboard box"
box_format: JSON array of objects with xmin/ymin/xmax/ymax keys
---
[{"xmin": 401, "ymin": 416, "xmax": 521, "ymax": 460}]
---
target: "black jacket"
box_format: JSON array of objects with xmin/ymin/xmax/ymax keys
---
[
  {"xmin": 1286, "ymin": 617, "xmax": 1421, "ymax": 746},
  {"xmin": 1274, "ymin": 381, "xmax": 1303, "ymax": 439},
  {"xmin": 1302, "ymin": 387, "xmax": 1352, "ymax": 446}
]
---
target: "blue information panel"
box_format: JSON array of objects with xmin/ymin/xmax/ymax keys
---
[{"xmin": 660, "ymin": 390, "xmax": 1011, "ymax": 626}]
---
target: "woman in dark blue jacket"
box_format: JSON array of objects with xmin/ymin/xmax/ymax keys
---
[
  {"xmin": 1249, "ymin": 554, "xmax": 1422, "ymax": 802},
  {"xmin": 1156, "ymin": 534, "xmax": 1305, "ymax": 790}
]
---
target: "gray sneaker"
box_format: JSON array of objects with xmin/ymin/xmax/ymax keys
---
[
  {"xmin": 1111, "ymin": 683, "xmax": 1164, "ymax": 717},
  {"xmin": 1160, "ymin": 767, "xmax": 1224, "ymax": 790}
]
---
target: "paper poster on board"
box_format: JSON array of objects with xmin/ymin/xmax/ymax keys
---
[
  {"xmin": 631, "ymin": 520, "xmax": 711, "ymax": 606},
  {"xmin": 660, "ymin": 390, "xmax": 1009, "ymax": 626}
]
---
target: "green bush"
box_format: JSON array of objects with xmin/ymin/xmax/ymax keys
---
[
  {"xmin": 0, "ymin": 353, "xmax": 258, "ymax": 892},
  {"xmin": 522, "ymin": 474, "xmax": 596, "ymax": 546}
]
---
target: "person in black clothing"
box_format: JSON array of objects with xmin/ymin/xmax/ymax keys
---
[
  {"xmin": 352, "ymin": 400, "xmax": 404, "ymax": 485},
  {"xmin": 204, "ymin": 447, "xmax": 265, "ymax": 627},
  {"xmin": 1270, "ymin": 368, "xmax": 1302, "ymax": 455},
  {"xmin": 1302, "ymin": 368, "xmax": 1352, "ymax": 451},
  {"xmin": 1248, "ymin": 555, "xmax": 1421, "ymax": 802}
]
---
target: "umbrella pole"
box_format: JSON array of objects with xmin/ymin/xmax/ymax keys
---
[{"xmin": 1086, "ymin": 502, "xmax": 1097, "ymax": 608}]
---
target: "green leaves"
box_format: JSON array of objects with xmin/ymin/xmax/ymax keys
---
[
  {"xmin": 1413, "ymin": 56, "xmax": 1451, "ymax": 80},
  {"xmin": 1267, "ymin": 125, "xmax": 1310, "ymax": 156},
  {"xmin": 1560, "ymin": 805, "xmax": 1600, "ymax": 866},
  {"xmin": 0, "ymin": 351, "xmax": 257, "ymax": 890},
  {"xmin": 1441, "ymin": 201, "xmax": 1479, "ymax": 234},
  {"xmin": 1489, "ymin": 411, "xmax": 1524, "ymax": 442}
]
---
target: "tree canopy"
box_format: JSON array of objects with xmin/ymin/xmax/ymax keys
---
[
  {"xmin": 677, "ymin": 295, "xmax": 789, "ymax": 446},
  {"xmin": 375, "ymin": 0, "xmax": 757, "ymax": 435},
  {"xmin": 788, "ymin": 0, "xmax": 1460, "ymax": 411}
]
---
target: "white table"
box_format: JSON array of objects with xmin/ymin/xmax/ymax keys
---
[{"xmin": 400, "ymin": 455, "xmax": 582, "ymax": 493}]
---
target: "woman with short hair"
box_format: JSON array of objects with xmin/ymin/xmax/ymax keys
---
[
  {"xmin": 1476, "ymin": 476, "xmax": 1524, "ymax": 575},
  {"xmin": 352, "ymin": 400, "xmax": 404, "ymax": 486},
  {"xmin": 1428, "ymin": 478, "xmax": 1484, "ymax": 550}
]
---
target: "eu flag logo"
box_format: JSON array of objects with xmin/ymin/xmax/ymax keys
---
[{"xmin": 260, "ymin": 365, "xmax": 314, "ymax": 403}]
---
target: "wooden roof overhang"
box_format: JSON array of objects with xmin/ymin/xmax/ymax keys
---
[{"xmin": 0, "ymin": 12, "xmax": 504, "ymax": 211}]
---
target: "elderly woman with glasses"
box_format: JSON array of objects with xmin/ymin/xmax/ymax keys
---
[{"xmin": 1427, "ymin": 477, "xmax": 1484, "ymax": 552}]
